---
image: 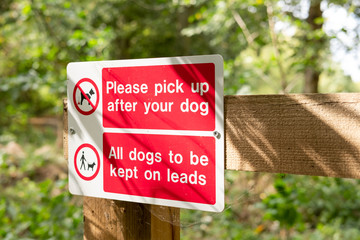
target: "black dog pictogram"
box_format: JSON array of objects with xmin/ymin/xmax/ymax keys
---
[
  {"xmin": 80, "ymin": 88, "xmax": 95, "ymax": 105},
  {"xmin": 87, "ymin": 162, "xmax": 96, "ymax": 171}
]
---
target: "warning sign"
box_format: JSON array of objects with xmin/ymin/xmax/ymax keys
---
[
  {"xmin": 103, "ymin": 133, "xmax": 216, "ymax": 204},
  {"xmin": 102, "ymin": 63, "xmax": 216, "ymax": 130},
  {"xmin": 67, "ymin": 55, "xmax": 224, "ymax": 212},
  {"xmin": 73, "ymin": 78, "xmax": 99, "ymax": 115},
  {"xmin": 74, "ymin": 144, "xmax": 100, "ymax": 181}
]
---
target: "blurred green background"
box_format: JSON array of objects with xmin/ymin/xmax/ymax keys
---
[{"xmin": 1, "ymin": 0, "xmax": 360, "ymax": 239}]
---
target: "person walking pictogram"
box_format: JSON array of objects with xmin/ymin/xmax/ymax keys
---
[{"xmin": 80, "ymin": 151, "xmax": 87, "ymax": 170}]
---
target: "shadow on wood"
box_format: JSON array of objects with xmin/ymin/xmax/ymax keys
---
[{"xmin": 225, "ymin": 93, "xmax": 360, "ymax": 179}]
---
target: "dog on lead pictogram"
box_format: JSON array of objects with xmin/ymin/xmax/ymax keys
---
[{"xmin": 79, "ymin": 151, "xmax": 96, "ymax": 171}]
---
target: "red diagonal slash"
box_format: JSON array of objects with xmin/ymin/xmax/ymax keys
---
[
  {"xmin": 73, "ymin": 78, "xmax": 99, "ymax": 115},
  {"xmin": 77, "ymin": 84, "xmax": 96, "ymax": 109}
]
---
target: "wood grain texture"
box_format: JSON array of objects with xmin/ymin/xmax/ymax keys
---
[
  {"xmin": 83, "ymin": 197, "xmax": 151, "ymax": 240},
  {"xmin": 82, "ymin": 198, "xmax": 180, "ymax": 240},
  {"xmin": 225, "ymin": 93, "xmax": 360, "ymax": 179},
  {"xmin": 151, "ymin": 206, "xmax": 180, "ymax": 240}
]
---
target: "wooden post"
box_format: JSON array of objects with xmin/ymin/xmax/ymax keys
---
[
  {"xmin": 82, "ymin": 198, "xmax": 180, "ymax": 240},
  {"xmin": 64, "ymin": 93, "xmax": 360, "ymax": 239}
]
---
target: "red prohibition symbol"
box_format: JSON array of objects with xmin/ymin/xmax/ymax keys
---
[
  {"xmin": 73, "ymin": 78, "xmax": 99, "ymax": 115},
  {"xmin": 74, "ymin": 143, "xmax": 100, "ymax": 181}
]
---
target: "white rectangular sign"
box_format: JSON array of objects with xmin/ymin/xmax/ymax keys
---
[{"xmin": 67, "ymin": 55, "xmax": 224, "ymax": 212}]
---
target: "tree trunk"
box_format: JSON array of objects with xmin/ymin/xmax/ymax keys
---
[
  {"xmin": 304, "ymin": 67, "xmax": 320, "ymax": 93},
  {"xmin": 303, "ymin": 1, "xmax": 323, "ymax": 93}
]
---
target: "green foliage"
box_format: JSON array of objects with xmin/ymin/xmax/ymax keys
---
[
  {"xmin": 1, "ymin": 0, "xmax": 360, "ymax": 238},
  {"xmin": 0, "ymin": 178, "xmax": 82, "ymax": 239},
  {"xmin": 262, "ymin": 176, "xmax": 302, "ymax": 229},
  {"xmin": 0, "ymin": 138, "xmax": 83, "ymax": 239},
  {"xmin": 259, "ymin": 174, "xmax": 360, "ymax": 239}
]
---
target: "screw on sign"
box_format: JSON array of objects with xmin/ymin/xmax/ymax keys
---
[
  {"xmin": 74, "ymin": 144, "xmax": 100, "ymax": 181},
  {"xmin": 73, "ymin": 78, "xmax": 99, "ymax": 115}
]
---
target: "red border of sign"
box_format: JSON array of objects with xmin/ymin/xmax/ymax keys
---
[
  {"xmin": 73, "ymin": 78, "xmax": 99, "ymax": 115},
  {"xmin": 74, "ymin": 143, "xmax": 100, "ymax": 181}
]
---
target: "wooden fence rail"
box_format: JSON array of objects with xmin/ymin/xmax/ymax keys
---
[
  {"xmin": 64, "ymin": 93, "xmax": 360, "ymax": 240},
  {"xmin": 225, "ymin": 93, "xmax": 360, "ymax": 179}
]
